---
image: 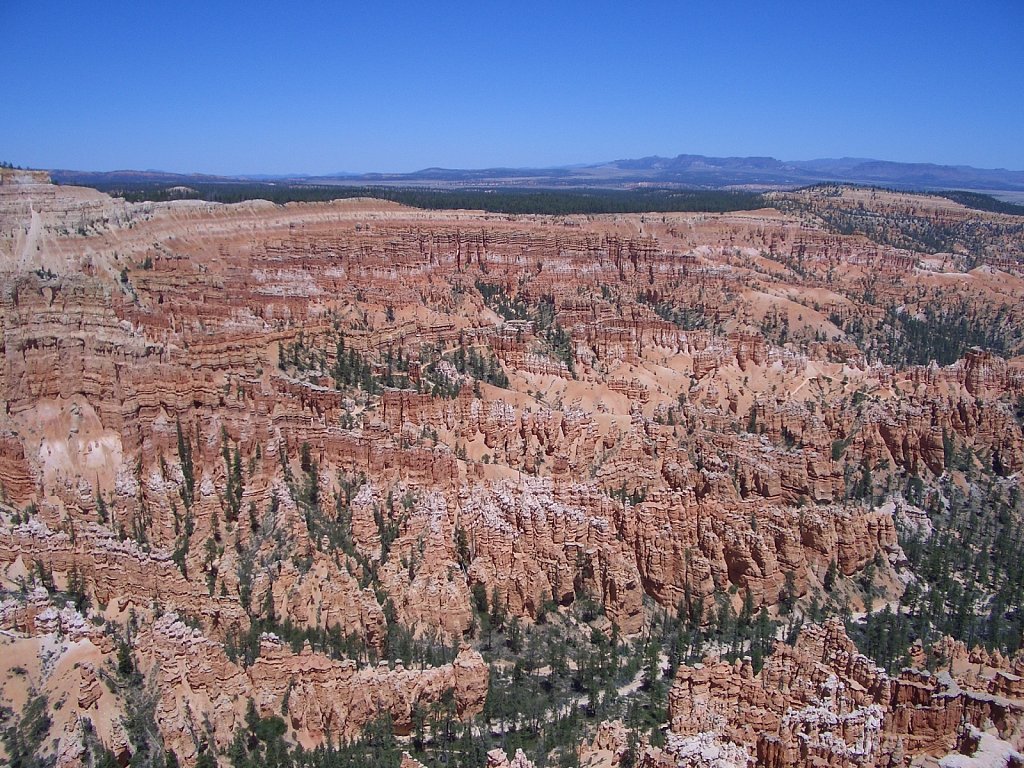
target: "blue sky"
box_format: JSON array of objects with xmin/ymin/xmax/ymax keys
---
[{"xmin": 2, "ymin": 1, "xmax": 1022, "ymax": 174}]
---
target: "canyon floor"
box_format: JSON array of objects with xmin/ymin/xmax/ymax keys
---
[{"xmin": 1, "ymin": 168, "xmax": 1023, "ymax": 768}]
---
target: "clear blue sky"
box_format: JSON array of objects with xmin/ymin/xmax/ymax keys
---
[{"xmin": 3, "ymin": 1, "xmax": 1022, "ymax": 174}]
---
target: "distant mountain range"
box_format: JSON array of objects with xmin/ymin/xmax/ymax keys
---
[{"xmin": 51, "ymin": 154, "xmax": 1024, "ymax": 194}]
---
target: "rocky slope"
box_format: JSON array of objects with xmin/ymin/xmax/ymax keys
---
[{"xmin": 643, "ymin": 619, "xmax": 1024, "ymax": 768}]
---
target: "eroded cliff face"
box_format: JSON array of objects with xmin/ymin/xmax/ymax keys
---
[
  {"xmin": 0, "ymin": 589, "xmax": 486, "ymax": 768},
  {"xmin": 140, "ymin": 614, "xmax": 487, "ymax": 763},
  {"xmin": 643, "ymin": 619, "xmax": 1024, "ymax": 768},
  {"xmin": 2, "ymin": 177, "xmax": 1023, "ymax": 765}
]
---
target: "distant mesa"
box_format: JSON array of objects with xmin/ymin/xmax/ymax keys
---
[{"xmin": 48, "ymin": 153, "xmax": 1024, "ymax": 194}]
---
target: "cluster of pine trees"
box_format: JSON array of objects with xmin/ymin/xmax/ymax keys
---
[{"xmin": 868, "ymin": 476, "xmax": 1023, "ymax": 661}]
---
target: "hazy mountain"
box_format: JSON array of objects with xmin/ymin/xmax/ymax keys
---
[
  {"xmin": 50, "ymin": 154, "xmax": 1024, "ymax": 193},
  {"xmin": 313, "ymin": 154, "xmax": 1024, "ymax": 191}
]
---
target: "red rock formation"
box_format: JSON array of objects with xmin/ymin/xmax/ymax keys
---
[
  {"xmin": 0, "ymin": 430, "xmax": 35, "ymax": 504},
  {"xmin": 3, "ymin": 179, "xmax": 1024, "ymax": 765},
  {"xmin": 139, "ymin": 614, "xmax": 487, "ymax": 763},
  {"xmin": 660, "ymin": 620, "xmax": 1024, "ymax": 767}
]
